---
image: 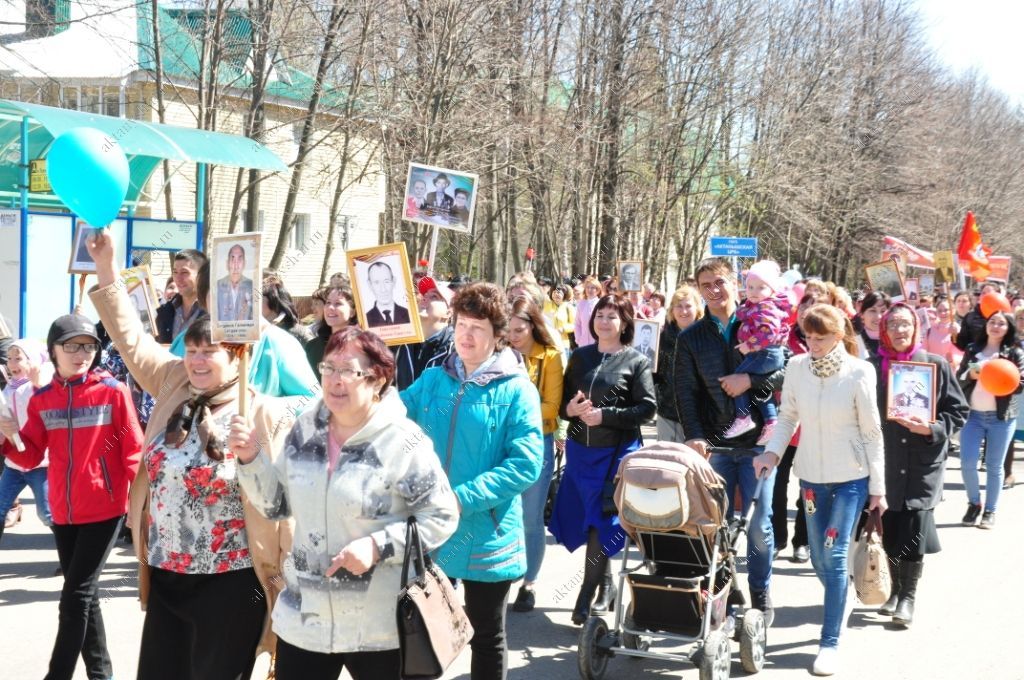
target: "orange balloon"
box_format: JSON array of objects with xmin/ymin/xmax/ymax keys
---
[
  {"xmin": 979, "ymin": 292, "xmax": 1012, "ymax": 319},
  {"xmin": 979, "ymin": 358, "xmax": 1021, "ymax": 397}
]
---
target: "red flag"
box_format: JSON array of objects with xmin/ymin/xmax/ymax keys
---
[{"xmin": 956, "ymin": 211, "xmax": 991, "ymax": 278}]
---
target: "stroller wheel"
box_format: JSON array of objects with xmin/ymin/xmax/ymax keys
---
[
  {"xmin": 622, "ymin": 605, "xmax": 650, "ymax": 653},
  {"xmin": 577, "ymin": 616, "xmax": 611, "ymax": 680},
  {"xmin": 698, "ymin": 629, "xmax": 731, "ymax": 680},
  {"xmin": 739, "ymin": 608, "xmax": 767, "ymax": 673}
]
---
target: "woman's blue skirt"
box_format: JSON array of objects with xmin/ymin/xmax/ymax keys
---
[{"xmin": 549, "ymin": 436, "xmax": 641, "ymax": 556}]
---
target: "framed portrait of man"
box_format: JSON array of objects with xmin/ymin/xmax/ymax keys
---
[
  {"xmin": 864, "ymin": 259, "xmax": 905, "ymax": 303},
  {"xmin": 887, "ymin": 361, "xmax": 937, "ymax": 423},
  {"xmin": 347, "ymin": 242, "xmax": 424, "ymax": 346},
  {"xmin": 918, "ymin": 273, "xmax": 935, "ymax": 296},
  {"xmin": 69, "ymin": 221, "xmax": 101, "ymax": 274},
  {"xmin": 632, "ymin": 319, "xmax": 660, "ymax": 371},
  {"xmin": 617, "ymin": 260, "xmax": 644, "ymax": 292},
  {"xmin": 121, "ymin": 265, "xmax": 159, "ymax": 337},
  {"xmin": 933, "ymin": 250, "xmax": 956, "ymax": 285},
  {"xmin": 403, "ymin": 163, "xmax": 479, "ymax": 233},
  {"xmin": 904, "ymin": 278, "xmax": 919, "ymax": 305},
  {"xmin": 210, "ymin": 233, "xmax": 261, "ymax": 343}
]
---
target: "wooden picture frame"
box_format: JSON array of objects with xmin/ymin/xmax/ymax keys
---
[
  {"xmin": 887, "ymin": 361, "xmax": 937, "ymax": 423},
  {"xmin": 347, "ymin": 242, "xmax": 424, "ymax": 346},
  {"xmin": 68, "ymin": 221, "xmax": 101, "ymax": 274},
  {"xmin": 617, "ymin": 260, "xmax": 644, "ymax": 292},
  {"xmin": 904, "ymin": 278, "xmax": 919, "ymax": 304},
  {"xmin": 210, "ymin": 233, "xmax": 262, "ymax": 344},
  {"xmin": 121, "ymin": 265, "xmax": 159, "ymax": 337},
  {"xmin": 632, "ymin": 319, "xmax": 660, "ymax": 371},
  {"xmin": 864, "ymin": 259, "xmax": 906, "ymax": 303}
]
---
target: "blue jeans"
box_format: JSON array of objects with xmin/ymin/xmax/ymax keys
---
[
  {"xmin": 0, "ymin": 465, "xmax": 52, "ymax": 527},
  {"xmin": 522, "ymin": 434, "xmax": 555, "ymax": 583},
  {"xmin": 959, "ymin": 410, "xmax": 1017, "ymax": 512},
  {"xmin": 733, "ymin": 346, "xmax": 784, "ymax": 422},
  {"xmin": 801, "ymin": 477, "xmax": 868, "ymax": 649},
  {"xmin": 709, "ymin": 452, "xmax": 775, "ymax": 593}
]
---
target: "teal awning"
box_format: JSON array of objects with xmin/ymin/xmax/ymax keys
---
[{"xmin": 0, "ymin": 99, "xmax": 287, "ymax": 207}]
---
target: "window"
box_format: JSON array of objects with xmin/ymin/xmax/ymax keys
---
[
  {"xmin": 80, "ymin": 86, "xmax": 101, "ymax": 113},
  {"xmin": 59, "ymin": 86, "xmax": 79, "ymax": 109},
  {"xmin": 103, "ymin": 91, "xmax": 121, "ymax": 117},
  {"xmin": 289, "ymin": 213, "xmax": 310, "ymax": 251},
  {"xmin": 240, "ymin": 209, "xmax": 265, "ymax": 232}
]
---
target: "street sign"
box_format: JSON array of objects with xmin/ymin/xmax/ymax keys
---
[{"xmin": 709, "ymin": 236, "xmax": 757, "ymax": 258}]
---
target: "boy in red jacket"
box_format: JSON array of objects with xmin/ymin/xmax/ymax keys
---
[{"xmin": 1, "ymin": 313, "xmax": 143, "ymax": 680}]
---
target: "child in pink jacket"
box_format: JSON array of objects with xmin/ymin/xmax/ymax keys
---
[{"xmin": 723, "ymin": 260, "xmax": 792, "ymax": 445}]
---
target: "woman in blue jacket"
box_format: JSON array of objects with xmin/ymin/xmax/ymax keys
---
[{"xmin": 401, "ymin": 282, "xmax": 543, "ymax": 680}]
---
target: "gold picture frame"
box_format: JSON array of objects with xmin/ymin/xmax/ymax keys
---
[
  {"xmin": 347, "ymin": 242, "xmax": 424, "ymax": 346},
  {"xmin": 864, "ymin": 259, "xmax": 906, "ymax": 303}
]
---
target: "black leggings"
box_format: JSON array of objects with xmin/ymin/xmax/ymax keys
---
[
  {"xmin": 47, "ymin": 515, "xmax": 122, "ymax": 680},
  {"xmin": 137, "ymin": 566, "xmax": 265, "ymax": 680},
  {"xmin": 463, "ymin": 579, "xmax": 513, "ymax": 680},
  {"xmin": 274, "ymin": 637, "xmax": 400, "ymax": 680}
]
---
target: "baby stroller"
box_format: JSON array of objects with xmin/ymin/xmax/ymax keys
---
[{"xmin": 576, "ymin": 442, "xmax": 767, "ymax": 680}]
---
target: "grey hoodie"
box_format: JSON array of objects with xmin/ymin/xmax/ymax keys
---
[{"xmin": 237, "ymin": 387, "xmax": 459, "ymax": 654}]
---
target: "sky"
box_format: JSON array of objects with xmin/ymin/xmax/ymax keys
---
[{"xmin": 915, "ymin": 0, "xmax": 1024, "ymax": 105}]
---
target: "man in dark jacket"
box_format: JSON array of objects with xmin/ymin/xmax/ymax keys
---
[
  {"xmin": 155, "ymin": 249, "xmax": 207, "ymax": 343},
  {"xmin": 674, "ymin": 258, "xmax": 786, "ymax": 625},
  {"xmin": 954, "ymin": 282, "xmax": 1000, "ymax": 351}
]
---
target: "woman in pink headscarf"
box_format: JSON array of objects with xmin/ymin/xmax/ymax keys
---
[{"xmin": 868, "ymin": 303, "xmax": 968, "ymax": 628}]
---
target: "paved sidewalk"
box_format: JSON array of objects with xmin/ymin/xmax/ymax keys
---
[{"xmin": 2, "ymin": 452, "xmax": 1022, "ymax": 679}]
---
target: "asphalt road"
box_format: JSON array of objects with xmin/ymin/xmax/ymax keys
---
[{"xmin": 2, "ymin": 442, "xmax": 1022, "ymax": 680}]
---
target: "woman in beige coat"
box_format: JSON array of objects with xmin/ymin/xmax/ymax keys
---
[
  {"xmin": 87, "ymin": 232, "xmax": 299, "ymax": 680},
  {"xmin": 754, "ymin": 304, "xmax": 886, "ymax": 677}
]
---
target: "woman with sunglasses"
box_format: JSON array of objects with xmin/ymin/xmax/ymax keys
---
[
  {"xmin": 0, "ymin": 315, "xmax": 144, "ymax": 680},
  {"xmin": 85, "ymin": 232, "xmax": 298, "ymax": 680},
  {"xmin": 230, "ymin": 327, "xmax": 458, "ymax": 679}
]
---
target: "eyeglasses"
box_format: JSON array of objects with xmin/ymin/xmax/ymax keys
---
[
  {"xmin": 319, "ymin": 363, "xmax": 369, "ymax": 381},
  {"xmin": 62, "ymin": 342, "xmax": 100, "ymax": 354},
  {"xmin": 885, "ymin": 320, "xmax": 914, "ymax": 331}
]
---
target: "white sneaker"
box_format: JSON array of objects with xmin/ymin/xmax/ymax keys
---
[{"xmin": 812, "ymin": 646, "xmax": 838, "ymax": 676}]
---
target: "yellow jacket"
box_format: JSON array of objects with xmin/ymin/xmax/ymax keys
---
[{"xmin": 522, "ymin": 343, "xmax": 565, "ymax": 435}]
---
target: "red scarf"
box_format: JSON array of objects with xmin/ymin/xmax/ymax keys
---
[{"xmin": 878, "ymin": 303, "xmax": 922, "ymax": 375}]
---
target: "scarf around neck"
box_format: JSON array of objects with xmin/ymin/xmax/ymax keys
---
[
  {"xmin": 163, "ymin": 378, "xmax": 239, "ymax": 461},
  {"xmin": 810, "ymin": 342, "xmax": 846, "ymax": 379},
  {"xmin": 878, "ymin": 303, "xmax": 922, "ymax": 376}
]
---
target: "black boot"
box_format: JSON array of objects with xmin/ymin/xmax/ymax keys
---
[
  {"xmin": 573, "ymin": 529, "xmax": 608, "ymax": 625},
  {"xmin": 572, "ymin": 583, "xmax": 597, "ymax": 625},
  {"xmin": 892, "ymin": 561, "xmax": 922, "ymax": 627},
  {"xmin": 878, "ymin": 557, "xmax": 901, "ymax": 616},
  {"xmin": 591, "ymin": 571, "xmax": 617, "ymax": 614}
]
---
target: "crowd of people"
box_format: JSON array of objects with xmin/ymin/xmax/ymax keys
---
[{"xmin": 0, "ymin": 238, "xmax": 1022, "ymax": 679}]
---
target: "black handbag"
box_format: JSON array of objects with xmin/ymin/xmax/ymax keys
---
[
  {"xmin": 544, "ymin": 443, "xmax": 564, "ymax": 526},
  {"xmin": 396, "ymin": 517, "xmax": 474, "ymax": 679}
]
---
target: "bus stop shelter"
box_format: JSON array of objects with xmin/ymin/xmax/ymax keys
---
[{"xmin": 0, "ymin": 99, "xmax": 287, "ymax": 337}]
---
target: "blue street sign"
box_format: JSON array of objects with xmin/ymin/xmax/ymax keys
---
[{"xmin": 709, "ymin": 236, "xmax": 758, "ymax": 258}]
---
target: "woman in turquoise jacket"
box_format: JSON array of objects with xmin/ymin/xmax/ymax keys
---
[{"xmin": 402, "ymin": 282, "xmax": 543, "ymax": 680}]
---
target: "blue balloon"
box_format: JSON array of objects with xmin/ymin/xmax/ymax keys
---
[{"xmin": 46, "ymin": 127, "xmax": 129, "ymax": 226}]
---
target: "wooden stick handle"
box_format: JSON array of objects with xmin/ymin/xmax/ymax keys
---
[{"xmin": 238, "ymin": 349, "xmax": 250, "ymax": 418}]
